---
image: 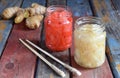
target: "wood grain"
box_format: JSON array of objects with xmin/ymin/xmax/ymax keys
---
[
  {"xmin": 0, "ymin": 0, "xmax": 23, "ymax": 56},
  {"xmin": 47, "ymin": 0, "xmax": 66, "ymax": 6},
  {"xmin": 67, "ymin": 0, "xmax": 92, "ymax": 16},
  {"xmin": 110, "ymin": 0, "xmax": 120, "ymax": 12},
  {"xmin": 0, "ymin": 20, "xmax": 13, "ymax": 57},
  {"xmin": 0, "ymin": 0, "xmax": 115, "ymax": 78},
  {"xmin": 0, "ymin": 21, "xmax": 41, "ymax": 78},
  {"xmin": 0, "ymin": 0, "xmax": 42, "ymax": 78},
  {"xmin": 91, "ymin": 0, "xmax": 120, "ymax": 77},
  {"xmin": 21, "ymin": 0, "xmax": 46, "ymax": 8}
]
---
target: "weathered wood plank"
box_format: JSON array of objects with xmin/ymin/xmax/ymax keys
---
[
  {"xmin": 0, "ymin": 0, "xmax": 23, "ymax": 56},
  {"xmin": 106, "ymin": 46, "xmax": 119, "ymax": 78},
  {"xmin": 35, "ymin": 0, "xmax": 70, "ymax": 78},
  {"xmin": 67, "ymin": 0, "xmax": 113, "ymax": 78},
  {"xmin": 0, "ymin": 0, "xmax": 42, "ymax": 78},
  {"xmin": 0, "ymin": 21, "xmax": 41, "ymax": 78},
  {"xmin": 111, "ymin": 0, "xmax": 120, "ymax": 12},
  {"xmin": 47, "ymin": 0, "xmax": 66, "ymax": 6},
  {"xmin": 21, "ymin": 0, "xmax": 46, "ymax": 8},
  {"xmin": 0, "ymin": 20, "xmax": 13, "ymax": 57},
  {"xmin": 91, "ymin": 0, "xmax": 120, "ymax": 77},
  {"xmin": 67, "ymin": 0, "xmax": 92, "ymax": 16}
]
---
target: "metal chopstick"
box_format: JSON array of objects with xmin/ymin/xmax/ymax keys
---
[
  {"xmin": 25, "ymin": 39, "xmax": 81, "ymax": 76},
  {"xmin": 19, "ymin": 38, "xmax": 66, "ymax": 78}
]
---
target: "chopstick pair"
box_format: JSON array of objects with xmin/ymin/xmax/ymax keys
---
[{"xmin": 19, "ymin": 38, "xmax": 81, "ymax": 77}]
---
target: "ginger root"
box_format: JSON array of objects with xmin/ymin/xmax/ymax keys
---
[
  {"xmin": 26, "ymin": 15, "xmax": 43, "ymax": 29},
  {"xmin": 26, "ymin": 3, "xmax": 46, "ymax": 16},
  {"xmin": 2, "ymin": 3, "xmax": 46, "ymax": 29},
  {"xmin": 2, "ymin": 7, "xmax": 21, "ymax": 19},
  {"xmin": 14, "ymin": 9, "xmax": 29, "ymax": 23}
]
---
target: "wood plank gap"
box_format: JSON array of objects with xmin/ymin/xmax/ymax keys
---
[{"xmin": 106, "ymin": 45, "xmax": 117, "ymax": 78}]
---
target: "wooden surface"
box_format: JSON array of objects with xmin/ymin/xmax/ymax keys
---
[
  {"xmin": 0, "ymin": 0, "xmax": 41, "ymax": 78},
  {"xmin": 0, "ymin": 0, "xmax": 23, "ymax": 56},
  {"xmin": 91, "ymin": 0, "xmax": 120, "ymax": 77},
  {"xmin": 0, "ymin": 21, "xmax": 41, "ymax": 77},
  {"xmin": 0, "ymin": 0, "xmax": 119, "ymax": 78},
  {"xmin": 0, "ymin": 20, "xmax": 12, "ymax": 56},
  {"xmin": 46, "ymin": 0, "xmax": 66, "ymax": 6},
  {"xmin": 67, "ymin": 0, "xmax": 93, "ymax": 17}
]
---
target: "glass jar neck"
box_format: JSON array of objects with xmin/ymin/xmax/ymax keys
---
[
  {"xmin": 46, "ymin": 5, "xmax": 72, "ymax": 18},
  {"xmin": 75, "ymin": 17, "xmax": 105, "ymax": 32}
]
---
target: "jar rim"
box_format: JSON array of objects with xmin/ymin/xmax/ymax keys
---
[
  {"xmin": 46, "ymin": 5, "xmax": 72, "ymax": 17},
  {"xmin": 75, "ymin": 16, "xmax": 105, "ymax": 32},
  {"xmin": 47, "ymin": 5, "xmax": 71, "ymax": 12},
  {"xmin": 75, "ymin": 16, "xmax": 104, "ymax": 26}
]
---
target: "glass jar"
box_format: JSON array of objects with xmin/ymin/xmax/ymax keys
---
[
  {"xmin": 44, "ymin": 5, "xmax": 73, "ymax": 52},
  {"xmin": 74, "ymin": 17, "xmax": 106, "ymax": 68}
]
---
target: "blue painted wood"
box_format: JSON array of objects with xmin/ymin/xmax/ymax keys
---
[
  {"xmin": 0, "ymin": 20, "xmax": 13, "ymax": 57},
  {"xmin": 0, "ymin": 0, "xmax": 23, "ymax": 19},
  {"xmin": 21, "ymin": 0, "xmax": 46, "ymax": 8},
  {"xmin": 46, "ymin": 0, "xmax": 66, "ymax": 6},
  {"xmin": 106, "ymin": 44, "xmax": 120, "ymax": 78},
  {"xmin": 103, "ymin": 0, "xmax": 120, "ymax": 77},
  {"xmin": 107, "ymin": 34, "xmax": 120, "ymax": 55},
  {"xmin": 67, "ymin": 0, "xmax": 93, "ymax": 16},
  {"xmin": 111, "ymin": 0, "xmax": 120, "ymax": 12}
]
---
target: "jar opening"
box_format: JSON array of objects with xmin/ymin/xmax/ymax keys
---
[
  {"xmin": 75, "ymin": 17, "xmax": 105, "ymax": 32},
  {"xmin": 46, "ymin": 5, "xmax": 72, "ymax": 18}
]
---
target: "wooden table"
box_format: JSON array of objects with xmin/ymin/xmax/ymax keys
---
[{"xmin": 1, "ymin": 0, "xmax": 120, "ymax": 78}]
